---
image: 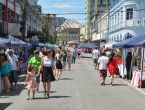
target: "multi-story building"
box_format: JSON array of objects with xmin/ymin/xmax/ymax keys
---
[
  {"xmin": 27, "ymin": 0, "xmax": 43, "ymax": 42},
  {"xmin": 56, "ymin": 19, "xmax": 82, "ymax": 45},
  {"xmin": 91, "ymin": 0, "xmax": 109, "ymax": 45},
  {"xmin": 109, "ymin": 0, "xmax": 145, "ymax": 42},
  {"xmin": 86, "ymin": 0, "xmax": 109, "ymax": 45},
  {"xmin": 80, "ymin": 26, "xmax": 87, "ymax": 43},
  {"xmin": 85, "ymin": 0, "xmax": 95, "ymax": 41},
  {"xmin": 0, "ymin": 0, "xmax": 22, "ymax": 37}
]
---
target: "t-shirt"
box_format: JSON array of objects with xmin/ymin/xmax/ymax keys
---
[
  {"xmin": 8, "ymin": 55, "xmax": 18, "ymax": 71},
  {"xmin": 98, "ymin": 56, "xmax": 108, "ymax": 70},
  {"xmin": 92, "ymin": 49, "xmax": 99, "ymax": 59},
  {"xmin": 43, "ymin": 57, "xmax": 52, "ymax": 67},
  {"xmin": 28, "ymin": 57, "xmax": 41, "ymax": 73},
  {"xmin": 72, "ymin": 50, "xmax": 77, "ymax": 57}
]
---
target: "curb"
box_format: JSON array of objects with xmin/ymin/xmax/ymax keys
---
[{"xmin": 122, "ymin": 79, "xmax": 145, "ymax": 95}]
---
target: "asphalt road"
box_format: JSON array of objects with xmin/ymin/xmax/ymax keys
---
[{"xmin": 0, "ymin": 58, "xmax": 145, "ymax": 110}]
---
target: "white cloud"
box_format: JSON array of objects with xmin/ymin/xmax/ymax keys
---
[{"xmin": 38, "ymin": 2, "xmax": 74, "ymax": 9}]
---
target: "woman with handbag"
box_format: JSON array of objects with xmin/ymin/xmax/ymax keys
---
[
  {"xmin": 38, "ymin": 50, "xmax": 55, "ymax": 98},
  {"xmin": 108, "ymin": 52, "xmax": 117, "ymax": 86}
]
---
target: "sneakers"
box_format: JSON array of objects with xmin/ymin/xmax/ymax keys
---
[{"xmin": 100, "ymin": 82, "xmax": 105, "ymax": 86}]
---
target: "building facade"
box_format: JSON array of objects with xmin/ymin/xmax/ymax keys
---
[
  {"xmin": 0, "ymin": 0, "xmax": 22, "ymax": 37},
  {"xmin": 80, "ymin": 26, "xmax": 87, "ymax": 43},
  {"xmin": 85, "ymin": 0, "xmax": 109, "ymax": 45},
  {"xmin": 91, "ymin": 0, "xmax": 109, "ymax": 45},
  {"xmin": 56, "ymin": 19, "xmax": 82, "ymax": 45},
  {"xmin": 85, "ymin": 0, "xmax": 96, "ymax": 41},
  {"xmin": 109, "ymin": 0, "xmax": 145, "ymax": 42},
  {"xmin": 27, "ymin": 0, "xmax": 42, "ymax": 42}
]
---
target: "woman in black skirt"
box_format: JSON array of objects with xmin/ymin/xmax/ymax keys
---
[{"xmin": 39, "ymin": 50, "xmax": 55, "ymax": 98}]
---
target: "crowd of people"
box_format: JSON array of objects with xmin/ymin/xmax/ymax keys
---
[
  {"xmin": 0, "ymin": 46, "xmax": 79, "ymax": 100},
  {"xmin": 92, "ymin": 47, "xmax": 120, "ymax": 86}
]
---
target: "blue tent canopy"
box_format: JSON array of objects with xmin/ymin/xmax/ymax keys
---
[
  {"xmin": 78, "ymin": 43, "xmax": 97, "ymax": 49},
  {"xmin": 113, "ymin": 35, "xmax": 145, "ymax": 48}
]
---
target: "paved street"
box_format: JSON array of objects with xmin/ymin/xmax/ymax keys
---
[{"xmin": 1, "ymin": 58, "xmax": 145, "ymax": 110}]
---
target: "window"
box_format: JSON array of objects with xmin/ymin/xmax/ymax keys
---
[
  {"xmin": 126, "ymin": 8, "xmax": 133, "ymax": 20},
  {"xmin": 0, "ymin": 4, "xmax": 2, "ymax": 20}
]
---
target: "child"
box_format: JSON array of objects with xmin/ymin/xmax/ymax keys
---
[{"xmin": 25, "ymin": 65, "xmax": 37, "ymax": 100}]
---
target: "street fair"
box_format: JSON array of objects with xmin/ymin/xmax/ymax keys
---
[{"xmin": 113, "ymin": 35, "xmax": 145, "ymax": 88}]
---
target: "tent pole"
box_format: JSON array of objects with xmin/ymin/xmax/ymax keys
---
[{"xmin": 140, "ymin": 48, "xmax": 144, "ymax": 88}]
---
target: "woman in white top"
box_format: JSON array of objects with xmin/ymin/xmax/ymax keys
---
[{"xmin": 39, "ymin": 50, "xmax": 55, "ymax": 98}]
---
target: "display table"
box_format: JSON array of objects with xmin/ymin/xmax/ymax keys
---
[
  {"xmin": 81, "ymin": 53, "xmax": 92, "ymax": 58},
  {"xmin": 131, "ymin": 70, "xmax": 145, "ymax": 87}
]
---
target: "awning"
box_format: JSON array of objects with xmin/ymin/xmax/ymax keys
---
[{"xmin": 113, "ymin": 35, "xmax": 145, "ymax": 48}]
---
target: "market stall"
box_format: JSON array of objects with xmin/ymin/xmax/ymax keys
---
[
  {"xmin": 78, "ymin": 43, "xmax": 97, "ymax": 58},
  {"xmin": 113, "ymin": 35, "xmax": 145, "ymax": 88}
]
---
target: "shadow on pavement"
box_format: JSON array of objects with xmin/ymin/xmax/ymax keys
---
[
  {"xmin": 0, "ymin": 103, "xmax": 12, "ymax": 110},
  {"xmin": 37, "ymin": 91, "xmax": 57, "ymax": 93},
  {"xmin": 1, "ymin": 84, "xmax": 25, "ymax": 96},
  {"xmin": 60, "ymin": 78, "xmax": 74, "ymax": 80},
  {"xmin": 105, "ymin": 83, "xmax": 127, "ymax": 86},
  {"xmin": 49, "ymin": 95, "xmax": 71, "ymax": 99}
]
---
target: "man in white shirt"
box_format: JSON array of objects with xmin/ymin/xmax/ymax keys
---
[
  {"xmin": 92, "ymin": 47, "xmax": 100, "ymax": 70},
  {"xmin": 6, "ymin": 49, "xmax": 18, "ymax": 89},
  {"xmin": 98, "ymin": 52, "xmax": 108, "ymax": 86}
]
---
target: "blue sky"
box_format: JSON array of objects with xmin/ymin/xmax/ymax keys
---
[{"xmin": 38, "ymin": 0, "xmax": 85, "ymax": 24}]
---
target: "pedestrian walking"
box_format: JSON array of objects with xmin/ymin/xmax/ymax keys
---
[
  {"xmin": 6, "ymin": 49, "xmax": 18, "ymax": 89},
  {"xmin": 0, "ymin": 54, "xmax": 10, "ymax": 93},
  {"xmin": 92, "ymin": 47, "xmax": 100, "ymax": 70},
  {"xmin": 107, "ymin": 52, "xmax": 117, "ymax": 86},
  {"xmin": 67, "ymin": 49, "xmax": 72, "ymax": 71},
  {"xmin": 61, "ymin": 49, "xmax": 67, "ymax": 70},
  {"xmin": 28, "ymin": 50, "xmax": 41, "ymax": 92},
  {"xmin": 25, "ymin": 65, "xmax": 37, "ymax": 100},
  {"xmin": 72, "ymin": 48, "xmax": 77, "ymax": 64},
  {"xmin": 77, "ymin": 48, "xmax": 82, "ymax": 59},
  {"xmin": 98, "ymin": 52, "xmax": 108, "ymax": 86},
  {"xmin": 39, "ymin": 50, "xmax": 55, "ymax": 98},
  {"xmin": 55, "ymin": 50, "xmax": 63, "ymax": 80}
]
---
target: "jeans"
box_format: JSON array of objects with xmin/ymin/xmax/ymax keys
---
[
  {"xmin": 72, "ymin": 57, "xmax": 76, "ymax": 64},
  {"xmin": 9, "ymin": 70, "xmax": 18, "ymax": 84}
]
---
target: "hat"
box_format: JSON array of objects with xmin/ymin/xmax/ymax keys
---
[{"xmin": 8, "ymin": 49, "xmax": 14, "ymax": 53}]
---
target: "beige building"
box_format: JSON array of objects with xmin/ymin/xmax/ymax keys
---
[
  {"xmin": 56, "ymin": 19, "xmax": 82, "ymax": 45},
  {"xmin": 80, "ymin": 26, "xmax": 87, "ymax": 43}
]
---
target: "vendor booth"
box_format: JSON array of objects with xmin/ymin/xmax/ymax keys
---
[
  {"xmin": 78, "ymin": 43, "xmax": 97, "ymax": 58},
  {"xmin": 113, "ymin": 35, "xmax": 145, "ymax": 88}
]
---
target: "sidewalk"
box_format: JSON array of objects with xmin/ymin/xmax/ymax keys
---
[{"xmin": 122, "ymin": 79, "xmax": 145, "ymax": 95}]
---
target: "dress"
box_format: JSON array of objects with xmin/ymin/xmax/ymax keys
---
[
  {"xmin": 108, "ymin": 58, "xmax": 117, "ymax": 74},
  {"xmin": 27, "ymin": 72, "xmax": 37, "ymax": 90},
  {"xmin": 42, "ymin": 57, "xmax": 55, "ymax": 82}
]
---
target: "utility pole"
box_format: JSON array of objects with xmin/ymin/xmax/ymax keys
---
[{"xmin": 20, "ymin": 0, "xmax": 27, "ymax": 40}]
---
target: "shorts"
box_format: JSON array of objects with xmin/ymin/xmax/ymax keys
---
[
  {"xmin": 1, "ymin": 73, "xmax": 10, "ymax": 77},
  {"xmin": 93, "ymin": 58, "xmax": 98, "ymax": 64},
  {"xmin": 99, "ymin": 70, "xmax": 107, "ymax": 77}
]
